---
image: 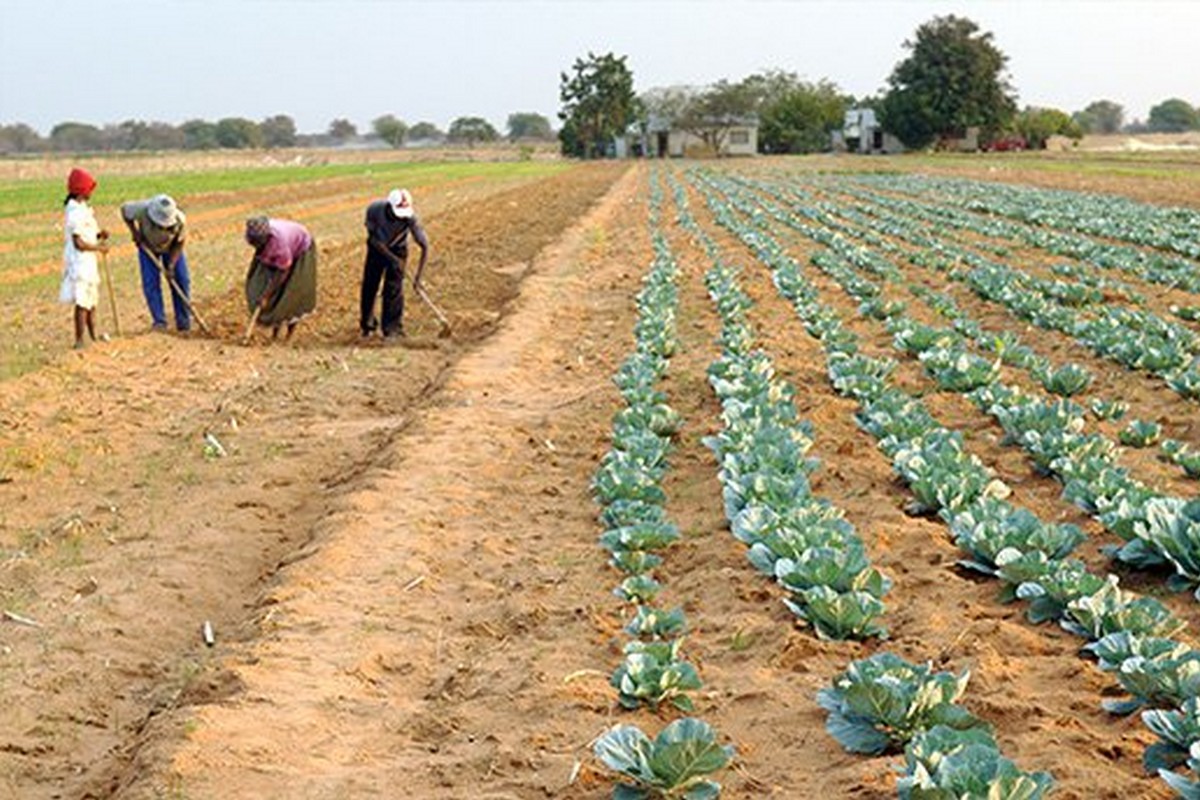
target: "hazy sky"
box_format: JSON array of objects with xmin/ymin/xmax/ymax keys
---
[{"xmin": 2, "ymin": 0, "xmax": 1198, "ymax": 135}]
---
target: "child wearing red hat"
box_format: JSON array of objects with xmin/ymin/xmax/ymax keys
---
[{"xmin": 59, "ymin": 168, "xmax": 110, "ymax": 348}]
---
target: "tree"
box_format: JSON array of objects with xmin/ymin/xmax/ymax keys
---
[
  {"xmin": 1014, "ymin": 106, "xmax": 1082, "ymax": 149},
  {"xmin": 757, "ymin": 77, "xmax": 849, "ymax": 154},
  {"xmin": 447, "ymin": 116, "xmax": 498, "ymax": 146},
  {"xmin": 49, "ymin": 122, "xmax": 104, "ymax": 152},
  {"xmin": 1148, "ymin": 98, "xmax": 1200, "ymax": 132},
  {"xmin": 181, "ymin": 119, "xmax": 219, "ymax": 150},
  {"xmin": 506, "ymin": 112, "xmax": 554, "ymax": 141},
  {"xmin": 0, "ymin": 123, "xmax": 43, "ymax": 154},
  {"xmin": 372, "ymin": 114, "xmax": 408, "ymax": 147},
  {"xmin": 215, "ymin": 117, "xmax": 262, "ymax": 149},
  {"xmin": 879, "ymin": 15, "xmax": 1017, "ymax": 150},
  {"xmin": 328, "ymin": 118, "xmax": 358, "ymax": 141},
  {"xmin": 558, "ymin": 51, "xmax": 637, "ymax": 158},
  {"xmin": 1072, "ymin": 100, "xmax": 1124, "ymax": 135},
  {"xmin": 407, "ymin": 121, "xmax": 444, "ymax": 142},
  {"xmin": 676, "ymin": 80, "xmax": 759, "ymax": 155},
  {"xmin": 260, "ymin": 114, "xmax": 297, "ymax": 148}
]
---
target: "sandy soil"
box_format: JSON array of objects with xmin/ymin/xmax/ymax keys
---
[
  {"xmin": 0, "ymin": 163, "xmax": 624, "ymax": 799},
  {"xmin": 4, "ymin": 156, "xmax": 1200, "ymax": 800}
]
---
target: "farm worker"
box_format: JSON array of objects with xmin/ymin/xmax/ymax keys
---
[
  {"xmin": 360, "ymin": 188, "xmax": 430, "ymax": 338},
  {"xmin": 59, "ymin": 168, "xmax": 110, "ymax": 349},
  {"xmin": 120, "ymin": 194, "xmax": 191, "ymax": 331},
  {"xmin": 243, "ymin": 216, "xmax": 318, "ymax": 341}
]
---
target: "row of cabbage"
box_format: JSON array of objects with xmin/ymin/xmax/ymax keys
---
[
  {"xmin": 694, "ymin": 167, "xmax": 1200, "ymax": 797},
  {"xmin": 590, "ymin": 173, "xmax": 734, "ymax": 800},
  {"xmin": 724, "ymin": 173, "xmax": 1200, "ymax": 592},
  {"xmin": 833, "ymin": 174, "xmax": 1198, "ymax": 299},
  {"xmin": 852, "ymin": 173, "xmax": 1200, "ymax": 264},
  {"xmin": 735, "ymin": 172, "xmax": 1200, "ymax": 406},
  {"xmin": 741, "ymin": 173, "xmax": 1200, "ymax": 489},
  {"xmin": 685, "ymin": 170, "xmax": 1053, "ymax": 797},
  {"xmin": 670, "ymin": 173, "xmax": 890, "ymax": 641},
  {"xmin": 758, "ymin": 176, "xmax": 1200, "ymax": 484},
  {"xmin": 806, "ymin": 176, "xmax": 1200, "ymax": 403}
]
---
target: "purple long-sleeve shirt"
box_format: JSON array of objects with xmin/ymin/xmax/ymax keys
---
[{"xmin": 258, "ymin": 219, "xmax": 313, "ymax": 270}]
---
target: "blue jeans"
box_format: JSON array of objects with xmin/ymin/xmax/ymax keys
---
[{"xmin": 138, "ymin": 249, "xmax": 191, "ymax": 330}]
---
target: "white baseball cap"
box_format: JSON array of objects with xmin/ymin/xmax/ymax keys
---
[
  {"xmin": 388, "ymin": 188, "xmax": 414, "ymax": 218},
  {"xmin": 147, "ymin": 194, "xmax": 180, "ymax": 227}
]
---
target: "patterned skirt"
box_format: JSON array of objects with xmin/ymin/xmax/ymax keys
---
[{"xmin": 245, "ymin": 242, "xmax": 317, "ymax": 326}]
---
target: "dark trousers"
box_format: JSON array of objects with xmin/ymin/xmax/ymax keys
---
[{"xmin": 360, "ymin": 247, "xmax": 406, "ymax": 335}]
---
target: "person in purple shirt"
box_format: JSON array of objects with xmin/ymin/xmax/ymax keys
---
[{"xmin": 244, "ymin": 216, "xmax": 318, "ymax": 341}]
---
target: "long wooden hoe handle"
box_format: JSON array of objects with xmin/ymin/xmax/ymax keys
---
[
  {"xmin": 242, "ymin": 304, "xmax": 263, "ymax": 344},
  {"xmin": 100, "ymin": 251, "xmax": 122, "ymax": 336},
  {"xmin": 141, "ymin": 247, "xmax": 210, "ymax": 335},
  {"xmin": 416, "ymin": 285, "xmax": 452, "ymax": 332}
]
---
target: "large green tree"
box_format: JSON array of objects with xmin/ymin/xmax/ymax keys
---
[
  {"xmin": 408, "ymin": 121, "xmax": 444, "ymax": 142},
  {"xmin": 755, "ymin": 75, "xmax": 849, "ymax": 154},
  {"xmin": 260, "ymin": 114, "xmax": 297, "ymax": 148},
  {"xmin": 506, "ymin": 112, "xmax": 554, "ymax": 141},
  {"xmin": 447, "ymin": 116, "xmax": 498, "ymax": 146},
  {"xmin": 328, "ymin": 118, "xmax": 358, "ymax": 142},
  {"xmin": 215, "ymin": 117, "xmax": 262, "ymax": 149},
  {"xmin": 1014, "ymin": 106, "xmax": 1082, "ymax": 149},
  {"xmin": 0, "ymin": 123, "xmax": 43, "ymax": 154},
  {"xmin": 879, "ymin": 14, "xmax": 1017, "ymax": 150},
  {"xmin": 181, "ymin": 119, "xmax": 218, "ymax": 150},
  {"xmin": 1072, "ymin": 100, "xmax": 1124, "ymax": 135},
  {"xmin": 1148, "ymin": 98, "xmax": 1200, "ymax": 132},
  {"xmin": 558, "ymin": 51, "xmax": 637, "ymax": 158},
  {"xmin": 372, "ymin": 114, "xmax": 408, "ymax": 147},
  {"xmin": 49, "ymin": 121, "xmax": 104, "ymax": 152}
]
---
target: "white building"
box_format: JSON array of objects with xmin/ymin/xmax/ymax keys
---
[
  {"xmin": 617, "ymin": 115, "xmax": 758, "ymax": 158},
  {"xmin": 834, "ymin": 108, "xmax": 905, "ymax": 155}
]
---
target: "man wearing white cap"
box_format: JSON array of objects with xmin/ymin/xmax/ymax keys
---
[
  {"xmin": 121, "ymin": 193, "xmax": 191, "ymax": 331},
  {"xmin": 361, "ymin": 188, "xmax": 430, "ymax": 338}
]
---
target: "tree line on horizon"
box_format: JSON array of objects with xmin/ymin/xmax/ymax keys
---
[
  {"xmin": 0, "ymin": 112, "xmax": 558, "ymax": 155},
  {"xmin": 558, "ymin": 16, "xmax": 1200, "ymax": 158}
]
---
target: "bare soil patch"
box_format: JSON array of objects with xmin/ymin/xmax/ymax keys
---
[{"xmin": 0, "ymin": 163, "xmax": 624, "ymax": 800}]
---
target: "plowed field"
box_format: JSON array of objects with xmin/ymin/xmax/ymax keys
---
[{"xmin": 5, "ymin": 152, "xmax": 1200, "ymax": 800}]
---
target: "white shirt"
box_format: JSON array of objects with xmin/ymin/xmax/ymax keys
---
[{"xmin": 63, "ymin": 198, "xmax": 100, "ymax": 283}]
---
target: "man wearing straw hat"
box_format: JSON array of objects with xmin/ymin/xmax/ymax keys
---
[
  {"xmin": 360, "ymin": 187, "xmax": 430, "ymax": 339},
  {"xmin": 120, "ymin": 193, "xmax": 191, "ymax": 332}
]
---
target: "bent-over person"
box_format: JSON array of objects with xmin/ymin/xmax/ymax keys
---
[
  {"xmin": 121, "ymin": 194, "xmax": 190, "ymax": 331},
  {"xmin": 244, "ymin": 216, "xmax": 317, "ymax": 341},
  {"xmin": 360, "ymin": 188, "xmax": 429, "ymax": 338}
]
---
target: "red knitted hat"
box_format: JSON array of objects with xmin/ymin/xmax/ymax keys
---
[{"xmin": 67, "ymin": 168, "xmax": 96, "ymax": 196}]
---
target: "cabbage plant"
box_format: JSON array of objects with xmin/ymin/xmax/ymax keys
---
[
  {"xmin": 1120, "ymin": 419, "xmax": 1162, "ymax": 448},
  {"xmin": 919, "ymin": 347, "xmax": 1001, "ymax": 392},
  {"xmin": 1036, "ymin": 362, "xmax": 1093, "ymax": 397},
  {"xmin": 898, "ymin": 725, "xmax": 1053, "ymax": 800},
  {"xmin": 593, "ymin": 717, "xmax": 734, "ymax": 800},
  {"xmin": 625, "ymin": 606, "xmax": 687, "ymax": 639},
  {"xmin": 1121, "ymin": 498, "xmax": 1200, "ymax": 598},
  {"xmin": 817, "ymin": 653, "xmax": 984, "ymax": 754},
  {"xmin": 947, "ymin": 499, "xmax": 1085, "ymax": 575},
  {"xmin": 611, "ymin": 639, "xmax": 702, "ymax": 711},
  {"xmin": 787, "ymin": 585, "xmax": 888, "ymax": 641},
  {"xmin": 1061, "ymin": 578, "xmax": 1185, "ymax": 641},
  {"xmin": 614, "ymin": 574, "xmax": 663, "ymax": 604},
  {"xmin": 1145, "ymin": 697, "xmax": 1200, "ymax": 772},
  {"xmin": 1102, "ymin": 650, "xmax": 1200, "ymax": 715},
  {"xmin": 1090, "ymin": 397, "xmax": 1129, "ymax": 421},
  {"xmin": 996, "ymin": 553, "xmax": 1106, "ymax": 624}
]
